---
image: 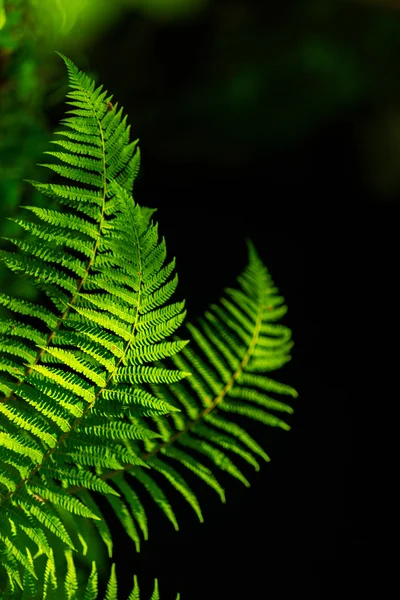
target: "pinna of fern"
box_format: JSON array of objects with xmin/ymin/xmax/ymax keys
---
[{"xmin": 0, "ymin": 54, "xmax": 190, "ymax": 590}]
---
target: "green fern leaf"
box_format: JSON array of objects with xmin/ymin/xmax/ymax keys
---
[
  {"xmin": 0, "ymin": 52, "xmax": 298, "ymax": 599},
  {"xmin": 0, "ymin": 55, "xmax": 189, "ymax": 586}
]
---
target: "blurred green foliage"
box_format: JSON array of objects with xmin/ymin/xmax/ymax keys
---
[
  {"xmin": 0, "ymin": 0, "xmax": 50, "ymax": 309},
  {"xmin": 0, "ymin": 2, "xmax": 50, "ymax": 215},
  {"xmin": 0, "ymin": 0, "xmax": 6, "ymax": 31},
  {"xmin": 28, "ymin": 0, "xmax": 118, "ymax": 47},
  {"xmin": 2, "ymin": 0, "xmax": 400, "ymax": 203},
  {"xmin": 26, "ymin": 0, "xmax": 208, "ymax": 49}
]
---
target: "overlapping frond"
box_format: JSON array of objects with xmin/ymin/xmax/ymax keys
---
[
  {"xmin": 0, "ymin": 57, "xmax": 188, "ymax": 589},
  {"xmin": 71, "ymin": 242, "xmax": 297, "ymax": 542}
]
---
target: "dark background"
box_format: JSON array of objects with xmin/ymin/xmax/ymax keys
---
[{"xmin": 1, "ymin": 0, "xmax": 394, "ymax": 597}]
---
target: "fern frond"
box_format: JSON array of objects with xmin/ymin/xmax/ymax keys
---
[
  {"xmin": 0, "ymin": 53, "xmax": 298, "ymax": 599},
  {"xmin": 82, "ymin": 242, "xmax": 298, "ymax": 540},
  {"xmin": 0, "ymin": 56, "xmax": 189, "ymax": 585}
]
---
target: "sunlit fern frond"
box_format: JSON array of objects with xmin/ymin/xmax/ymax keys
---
[
  {"xmin": 0, "ymin": 56, "xmax": 188, "ymax": 589},
  {"xmin": 0, "ymin": 53, "xmax": 298, "ymax": 600},
  {"xmin": 69, "ymin": 242, "xmax": 297, "ymax": 539}
]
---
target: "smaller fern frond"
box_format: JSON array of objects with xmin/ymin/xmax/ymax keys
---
[{"xmin": 72, "ymin": 242, "xmax": 297, "ymax": 545}]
